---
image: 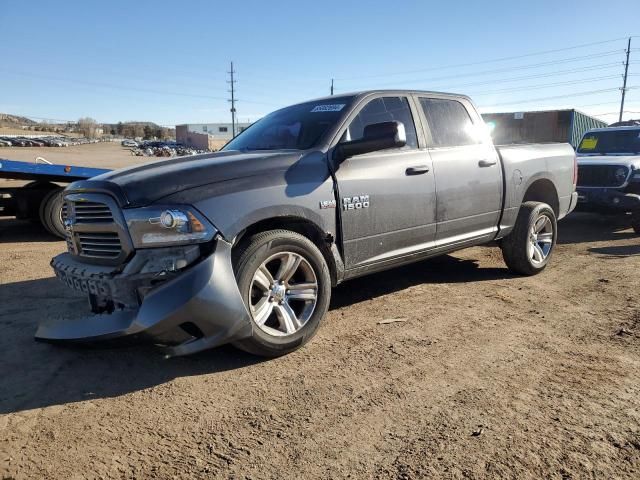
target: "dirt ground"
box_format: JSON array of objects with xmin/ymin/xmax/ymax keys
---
[
  {"xmin": 0, "ymin": 142, "xmax": 151, "ymax": 171},
  {"xmin": 1, "ymin": 145, "xmax": 640, "ymax": 478},
  {"xmin": 0, "ymin": 207, "xmax": 639, "ymax": 479}
]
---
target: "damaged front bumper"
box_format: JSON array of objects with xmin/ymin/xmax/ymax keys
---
[{"xmin": 35, "ymin": 238, "xmax": 253, "ymax": 356}]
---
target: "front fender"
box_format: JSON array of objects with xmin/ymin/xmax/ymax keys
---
[{"xmin": 161, "ymin": 151, "xmax": 338, "ymax": 240}]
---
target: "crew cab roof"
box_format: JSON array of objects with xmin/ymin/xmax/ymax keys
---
[{"xmin": 299, "ymin": 89, "xmax": 473, "ymax": 105}]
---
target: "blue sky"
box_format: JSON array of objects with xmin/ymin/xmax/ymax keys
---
[{"xmin": 1, "ymin": 0, "xmax": 639, "ymax": 126}]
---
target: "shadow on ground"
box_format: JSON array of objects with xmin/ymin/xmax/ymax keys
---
[
  {"xmin": 588, "ymin": 244, "xmax": 640, "ymax": 257},
  {"xmin": 0, "ymin": 217, "xmax": 59, "ymax": 243},
  {"xmin": 558, "ymin": 212, "xmax": 636, "ymax": 245},
  {"xmin": 0, "ymin": 211, "xmax": 636, "ymax": 415},
  {"xmin": 0, "ymin": 254, "xmax": 512, "ymax": 415},
  {"xmin": 0, "ymin": 277, "xmax": 263, "ymax": 415}
]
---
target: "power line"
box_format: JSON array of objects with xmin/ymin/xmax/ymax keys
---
[
  {"xmin": 431, "ymin": 62, "xmax": 634, "ymax": 91},
  {"xmin": 482, "ymin": 88, "xmax": 624, "ymax": 109},
  {"xmin": 335, "ymin": 36, "xmax": 637, "ymax": 81},
  {"xmin": 0, "ymin": 68, "xmax": 279, "ymax": 107},
  {"xmin": 470, "ymin": 74, "xmax": 638, "ymax": 97},
  {"xmin": 589, "ymin": 110, "xmax": 636, "ymax": 117},
  {"xmin": 479, "ymin": 86, "xmax": 638, "ymax": 108},
  {"xmin": 338, "ymin": 50, "xmax": 626, "ymax": 89}
]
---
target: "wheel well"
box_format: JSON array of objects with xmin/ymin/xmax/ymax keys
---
[
  {"xmin": 522, "ymin": 179, "xmax": 559, "ymax": 216},
  {"xmin": 234, "ymin": 217, "xmax": 339, "ymax": 285}
]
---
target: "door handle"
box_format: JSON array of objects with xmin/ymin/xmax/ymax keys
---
[
  {"xmin": 406, "ymin": 165, "xmax": 430, "ymax": 175},
  {"xmin": 478, "ymin": 159, "xmax": 497, "ymax": 167}
]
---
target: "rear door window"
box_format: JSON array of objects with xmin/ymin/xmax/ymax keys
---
[
  {"xmin": 419, "ymin": 98, "xmax": 480, "ymax": 147},
  {"xmin": 343, "ymin": 96, "xmax": 418, "ymax": 149}
]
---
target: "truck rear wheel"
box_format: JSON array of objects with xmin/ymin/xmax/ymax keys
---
[
  {"xmin": 39, "ymin": 188, "xmax": 66, "ymax": 239},
  {"xmin": 500, "ymin": 201, "xmax": 557, "ymax": 276},
  {"xmin": 232, "ymin": 229, "xmax": 331, "ymax": 357}
]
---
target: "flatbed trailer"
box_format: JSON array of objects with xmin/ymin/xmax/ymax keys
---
[{"xmin": 0, "ymin": 158, "xmax": 110, "ymax": 238}]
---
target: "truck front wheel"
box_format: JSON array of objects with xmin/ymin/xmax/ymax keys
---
[
  {"xmin": 500, "ymin": 201, "xmax": 557, "ymax": 276},
  {"xmin": 232, "ymin": 229, "xmax": 332, "ymax": 357}
]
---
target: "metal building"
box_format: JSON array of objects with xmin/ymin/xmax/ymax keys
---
[
  {"xmin": 176, "ymin": 122, "xmax": 252, "ymax": 150},
  {"xmin": 482, "ymin": 109, "xmax": 607, "ymax": 148}
]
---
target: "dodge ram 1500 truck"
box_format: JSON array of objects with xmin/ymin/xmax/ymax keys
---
[
  {"xmin": 575, "ymin": 126, "xmax": 640, "ymax": 232},
  {"xmin": 38, "ymin": 90, "xmax": 577, "ymax": 357}
]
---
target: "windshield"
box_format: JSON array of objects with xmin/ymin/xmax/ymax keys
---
[
  {"xmin": 223, "ymin": 96, "xmax": 355, "ymax": 151},
  {"xmin": 577, "ymin": 129, "xmax": 640, "ymax": 155}
]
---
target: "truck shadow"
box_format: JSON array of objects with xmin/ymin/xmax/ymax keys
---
[
  {"xmin": 557, "ymin": 212, "xmax": 636, "ymax": 245},
  {"xmin": 0, "ymin": 211, "xmax": 636, "ymax": 414},
  {"xmin": 0, "ymin": 276, "xmax": 263, "ymax": 415},
  {"xmin": 0, "ymin": 218, "xmax": 60, "ymax": 243},
  {"xmin": 588, "ymin": 244, "xmax": 640, "ymax": 257},
  {"xmin": 0, "ymin": 252, "xmax": 510, "ymax": 415},
  {"xmin": 330, "ymin": 255, "xmax": 512, "ymax": 310}
]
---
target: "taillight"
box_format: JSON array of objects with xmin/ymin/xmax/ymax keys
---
[{"xmin": 572, "ymin": 153, "xmax": 578, "ymax": 186}]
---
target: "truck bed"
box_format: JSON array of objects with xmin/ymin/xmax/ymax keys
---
[{"xmin": 495, "ymin": 142, "xmax": 576, "ymax": 235}]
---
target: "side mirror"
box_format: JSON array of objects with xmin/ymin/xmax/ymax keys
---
[{"xmin": 335, "ymin": 121, "xmax": 407, "ymax": 161}]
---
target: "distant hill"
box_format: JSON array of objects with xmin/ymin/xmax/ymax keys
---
[
  {"xmin": 0, "ymin": 113, "xmax": 38, "ymax": 127},
  {"xmin": 102, "ymin": 121, "xmax": 175, "ymax": 140},
  {"xmin": 0, "ymin": 114, "xmax": 175, "ymax": 139}
]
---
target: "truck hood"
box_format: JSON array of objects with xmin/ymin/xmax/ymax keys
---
[
  {"xmin": 577, "ymin": 155, "xmax": 640, "ymax": 169},
  {"xmin": 91, "ymin": 150, "xmax": 304, "ymax": 206}
]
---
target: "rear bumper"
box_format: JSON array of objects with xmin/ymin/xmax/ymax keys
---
[
  {"xmin": 35, "ymin": 239, "xmax": 253, "ymax": 356},
  {"xmin": 575, "ymin": 187, "xmax": 640, "ymax": 213}
]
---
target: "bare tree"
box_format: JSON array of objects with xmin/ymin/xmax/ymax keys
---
[{"xmin": 77, "ymin": 117, "xmax": 99, "ymax": 138}]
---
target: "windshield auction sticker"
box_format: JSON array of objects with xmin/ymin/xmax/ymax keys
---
[
  {"xmin": 311, "ymin": 104, "xmax": 345, "ymax": 112},
  {"xmin": 580, "ymin": 137, "xmax": 598, "ymax": 150}
]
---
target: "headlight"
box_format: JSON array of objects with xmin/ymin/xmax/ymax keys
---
[
  {"xmin": 615, "ymin": 167, "xmax": 628, "ymax": 184},
  {"xmin": 123, "ymin": 205, "xmax": 217, "ymax": 248}
]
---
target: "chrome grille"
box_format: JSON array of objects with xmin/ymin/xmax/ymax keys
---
[
  {"xmin": 73, "ymin": 201, "xmax": 113, "ymax": 223},
  {"xmin": 77, "ymin": 232, "xmax": 122, "ymax": 258},
  {"xmin": 577, "ymin": 164, "xmax": 629, "ymax": 188},
  {"xmin": 64, "ymin": 196, "xmax": 125, "ymax": 261}
]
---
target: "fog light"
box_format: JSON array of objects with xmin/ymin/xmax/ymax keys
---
[{"xmin": 612, "ymin": 197, "xmax": 620, "ymax": 205}]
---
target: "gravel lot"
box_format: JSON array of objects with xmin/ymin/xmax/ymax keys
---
[
  {"xmin": 0, "ymin": 142, "xmax": 150, "ymax": 170},
  {"xmin": 1, "ymin": 145, "xmax": 639, "ymax": 479}
]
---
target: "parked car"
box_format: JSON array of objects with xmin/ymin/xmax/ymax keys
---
[
  {"xmin": 575, "ymin": 126, "xmax": 640, "ymax": 232},
  {"xmin": 121, "ymin": 139, "xmax": 138, "ymax": 147},
  {"xmin": 39, "ymin": 90, "xmax": 577, "ymax": 357}
]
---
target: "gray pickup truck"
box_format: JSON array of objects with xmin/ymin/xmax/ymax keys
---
[{"xmin": 38, "ymin": 90, "xmax": 577, "ymax": 357}]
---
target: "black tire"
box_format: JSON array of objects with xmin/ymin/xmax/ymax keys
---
[
  {"xmin": 632, "ymin": 211, "xmax": 640, "ymax": 234},
  {"xmin": 39, "ymin": 188, "xmax": 66, "ymax": 238},
  {"xmin": 500, "ymin": 201, "xmax": 557, "ymax": 276},
  {"xmin": 232, "ymin": 229, "xmax": 331, "ymax": 357},
  {"xmin": 22, "ymin": 181, "xmax": 54, "ymax": 222}
]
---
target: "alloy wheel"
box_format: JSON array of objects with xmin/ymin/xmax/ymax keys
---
[
  {"xmin": 528, "ymin": 214, "xmax": 554, "ymax": 266},
  {"xmin": 248, "ymin": 251, "xmax": 318, "ymax": 337}
]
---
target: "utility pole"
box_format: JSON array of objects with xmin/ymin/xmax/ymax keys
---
[
  {"xmin": 619, "ymin": 37, "xmax": 631, "ymax": 123},
  {"xmin": 228, "ymin": 61, "xmax": 237, "ymax": 137},
  {"xmin": 330, "ymin": 78, "xmax": 334, "ymax": 96}
]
